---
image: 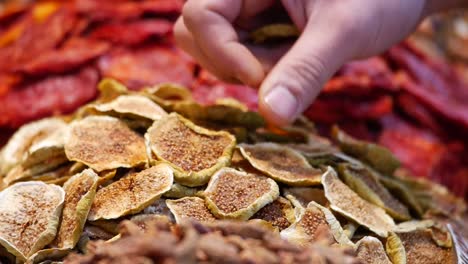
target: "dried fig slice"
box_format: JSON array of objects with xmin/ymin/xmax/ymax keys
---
[
  {"xmin": 65, "ymin": 116, "xmax": 147, "ymax": 172},
  {"xmin": 393, "ymin": 220, "xmax": 452, "ymax": 248},
  {"xmin": 0, "ymin": 182, "xmax": 65, "ymax": 260},
  {"xmin": 379, "ymin": 176, "xmax": 424, "ymax": 217},
  {"xmin": 53, "ymin": 169, "xmax": 99, "ymax": 249},
  {"xmin": 93, "ymin": 94, "xmax": 167, "ymax": 121},
  {"xmin": 355, "ymin": 236, "xmax": 392, "ymax": 264},
  {"xmin": 172, "ymin": 101, "xmax": 265, "ymax": 129},
  {"xmin": 145, "ymin": 113, "xmax": 236, "ymax": 186},
  {"xmin": 239, "ymin": 143, "xmax": 323, "ymax": 186},
  {"xmin": 166, "ymin": 197, "xmax": 216, "ymax": 223},
  {"xmin": 88, "ymin": 164, "xmax": 173, "ymax": 220},
  {"xmin": 395, "ymin": 229, "xmax": 456, "ymax": 264},
  {"xmin": 0, "ymin": 118, "xmax": 67, "ymax": 176},
  {"xmin": 322, "ymin": 167, "xmax": 395, "ymax": 237},
  {"xmin": 22, "ymin": 123, "xmax": 68, "ymax": 170},
  {"xmin": 251, "ymin": 197, "xmax": 296, "ymax": 230},
  {"xmin": 280, "ymin": 201, "xmax": 353, "ymax": 247},
  {"xmin": 204, "ymin": 167, "xmax": 279, "ymax": 220},
  {"xmin": 332, "ymin": 126, "xmax": 400, "ymax": 175},
  {"xmin": 338, "ymin": 164, "xmax": 410, "ymax": 221}
]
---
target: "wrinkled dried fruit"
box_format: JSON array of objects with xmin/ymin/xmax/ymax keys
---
[
  {"xmin": 322, "ymin": 167, "xmax": 395, "ymax": 237},
  {"xmin": 0, "ymin": 118, "xmax": 67, "ymax": 175},
  {"xmin": 338, "ymin": 164, "xmax": 410, "ymax": 221},
  {"xmin": 3, "ymin": 160, "xmax": 68, "ymax": 187},
  {"xmin": 251, "ymin": 197, "xmax": 296, "ymax": 230},
  {"xmin": 250, "ymin": 23, "xmax": 300, "ymax": 44},
  {"xmin": 281, "ymin": 201, "xmax": 353, "ymax": 247},
  {"xmin": 0, "ymin": 182, "xmax": 65, "ymax": 260},
  {"xmin": 355, "ymin": 236, "xmax": 392, "ymax": 264},
  {"xmin": 65, "ymin": 116, "xmax": 147, "ymax": 172},
  {"xmin": 145, "ymin": 113, "xmax": 236, "ymax": 186},
  {"xmin": 239, "ymin": 143, "xmax": 323, "ymax": 186},
  {"xmin": 205, "ymin": 167, "xmax": 279, "ymax": 220},
  {"xmin": 166, "ymin": 197, "xmax": 216, "ymax": 223},
  {"xmin": 93, "ymin": 94, "xmax": 167, "ymax": 121},
  {"xmin": 53, "ymin": 169, "xmax": 99, "ymax": 249},
  {"xmin": 88, "ymin": 164, "xmax": 173, "ymax": 220},
  {"xmin": 332, "ymin": 126, "xmax": 400, "ymax": 175}
]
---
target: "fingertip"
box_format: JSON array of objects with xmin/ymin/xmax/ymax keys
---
[
  {"xmin": 258, "ymin": 85, "xmax": 300, "ymax": 126},
  {"xmin": 173, "ymin": 18, "xmax": 186, "ymax": 46}
]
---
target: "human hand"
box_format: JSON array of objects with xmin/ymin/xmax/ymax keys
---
[{"xmin": 175, "ymin": 0, "xmax": 464, "ymax": 126}]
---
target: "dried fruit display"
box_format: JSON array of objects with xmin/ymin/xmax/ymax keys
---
[
  {"xmin": 0, "ymin": 0, "xmax": 466, "ymax": 198},
  {"xmin": 0, "ymin": 79, "xmax": 465, "ymax": 263}
]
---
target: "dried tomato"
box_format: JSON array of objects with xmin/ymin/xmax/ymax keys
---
[
  {"xmin": 89, "ymin": 19, "xmax": 172, "ymax": 46},
  {"xmin": 0, "ymin": 67, "xmax": 98, "ymax": 128}
]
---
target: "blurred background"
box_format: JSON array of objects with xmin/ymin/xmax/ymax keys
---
[{"xmin": 0, "ymin": 0, "xmax": 466, "ymax": 199}]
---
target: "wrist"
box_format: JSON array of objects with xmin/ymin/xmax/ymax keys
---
[{"xmin": 423, "ymin": 0, "xmax": 468, "ymax": 16}]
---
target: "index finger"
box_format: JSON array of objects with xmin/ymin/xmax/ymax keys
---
[{"xmin": 182, "ymin": 0, "xmax": 268, "ymax": 87}]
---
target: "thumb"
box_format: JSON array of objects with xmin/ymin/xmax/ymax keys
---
[{"xmin": 258, "ymin": 20, "xmax": 356, "ymax": 126}]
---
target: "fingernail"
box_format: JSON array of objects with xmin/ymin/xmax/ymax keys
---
[{"xmin": 264, "ymin": 86, "xmax": 298, "ymax": 121}]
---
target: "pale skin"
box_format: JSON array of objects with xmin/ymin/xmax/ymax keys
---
[{"xmin": 175, "ymin": 0, "xmax": 467, "ymax": 126}]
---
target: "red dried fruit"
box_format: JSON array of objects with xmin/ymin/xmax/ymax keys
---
[
  {"xmin": 0, "ymin": 6, "xmax": 77, "ymax": 71},
  {"xmin": 378, "ymin": 115, "xmax": 446, "ymax": 178},
  {"xmin": 98, "ymin": 46, "xmax": 195, "ymax": 90},
  {"xmin": 305, "ymin": 95, "xmax": 393, "ymax": 123},
  {"xmin": 0, "ymin": 67, "xmax": 98, "ymax": 128},
  {"xmin": 89, "ymin": 19, "xmax": 173, "ymax": 46},
  {"xmin": 75, "ymin": 0, "xmax": 183, "ymax": 22},
  {"xmin": 388, "ymin": 45, "xmax": 468, "ymax": 132},
  {"xmin": 17, "ymin": 38, "xmax": 110, "ymax": 75}
]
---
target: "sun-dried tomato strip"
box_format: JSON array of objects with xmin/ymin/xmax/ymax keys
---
[
  {"xmin": 17, "ymin": 38, "xmax": 110, "ymax": 75},
  {"xmin": 0, "ymin": 7, "xmax": 77, "ymax": 71},
  {"xmin": 378, "ymin": 115, "xmax": 446, "ymax": 178},
  {"xmin": 98, "ymin": 46, "xmax": 195, "ymax": 90},
  {"xmin": 89, "ymin": 19, "xmax": 173, "ymax": 46},
  {"xmin": 305, "ymin": 95, "xmax": 393, "ymax": 123},
  {"xmin": 388, "ymin": 46, "xmax": 468, "ymax": 131},
  {"xmin": 396, "ymin": 93, "xmax": 443, "ymax": 134},
  {"xmin": 0, "ymin": 67, "xmax": 98, "ymax": 128},
  {"xmin": 75, "ymin": 0, "xmax": 183, "ymax": 22}
]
